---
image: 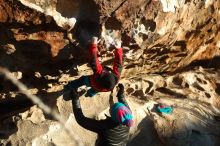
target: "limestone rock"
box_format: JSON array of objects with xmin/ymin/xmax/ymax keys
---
[
  {"xmin": 1, "ymin": 44, "xmax": 16, "ymax": 55},
  {"xmin": 0, "ymin": 0, "xmax": 220, "ymax": 146}
]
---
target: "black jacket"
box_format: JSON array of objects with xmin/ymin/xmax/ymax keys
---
[{"xmin": 71, "ymin": 92, "xmax": 130, "ymax": 146}]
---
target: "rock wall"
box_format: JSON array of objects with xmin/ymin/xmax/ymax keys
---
[{"xmin": 0, "ymin": 0, "xmax": 220, "ymax": 146}]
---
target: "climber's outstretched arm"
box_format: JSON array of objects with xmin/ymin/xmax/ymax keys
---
[
  {"xmin": 113, "ymin": 41, "xmax": 123, "ymax": 78},
  {"xmin": 116, "ymin": 84, "xmax": 130, "ymax": 110},
  {"xmin": 89, "ymin": 37, "xmax": 103, "ymax": 74},
  {"xmin": 71, "ymin": 90, "xmax": 109, "ymax": 133}
]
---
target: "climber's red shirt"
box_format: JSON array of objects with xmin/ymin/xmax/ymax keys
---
[{"xmin": 88, "ymin": 44, "xmax": 123, "ymax": 92}]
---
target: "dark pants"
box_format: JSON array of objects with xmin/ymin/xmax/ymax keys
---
[{"xmin": 65, "ymin": 76, "xmax": 98, "ymax": 97}]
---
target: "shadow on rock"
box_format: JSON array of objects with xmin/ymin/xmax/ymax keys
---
[{"xmin": 128, "ymin": 117, "xmax": 163, "ymax": 146}]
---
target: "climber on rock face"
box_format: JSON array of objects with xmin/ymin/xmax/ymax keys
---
[
  {"xmin": 64, "ymin": 36, "xmax": 123, "ymax": 97},
  {"xmin": 70, "ymin": 83, "xmax": 133, "ymax": 146}
]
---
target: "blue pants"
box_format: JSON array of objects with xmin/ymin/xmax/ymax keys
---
[{"xmin": 65, "ymin": 76, "xmax": 98, "ymax": 97}]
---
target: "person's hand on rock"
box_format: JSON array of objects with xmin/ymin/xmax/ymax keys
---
[
  {"xmin": 116, "ymin": 83, "xmax": 125, "ymax": 98},
  {"xmin": 90, "ymin": 36, "xmax": 101, "ymax": 45},
  {"xmin": 114, "ymin": 40, "xmax": 122, "ymax": 49}
]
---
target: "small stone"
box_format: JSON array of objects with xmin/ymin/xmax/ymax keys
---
[
  {"xmin": 165, "ymin": 57, "xmax": 172, "ymax": 64},
  {"xmin": 35, "ymin": 72, "xmax": 42, "ymax": 78},
  {"xmin": 29, "ymin": 88, "xmax": 38, "ymax": 94},
  {"xmin": 2, "ymin": 44, "xmax": 16, "ymax": 55},
  {"xmin": 11, "ymin": 71, "xmax": 22, "ymax": 80},
  {"xmin": 47, "ymin": 83, "xmax": 53, "ymax": 88},
  {"xmin": 44, "ymin": 75, "xmax": 57, "ymax": 80},
  {"xmin": 12, "ymin": 116, "xmax": 21, "ymax": 122},
  {"xmin": 9, "ymin": 92, "xmax": 17, "ymax": 98},
  {"xmin": 58, "ymin": 74, "xmax": 70, "ymax": 83}
]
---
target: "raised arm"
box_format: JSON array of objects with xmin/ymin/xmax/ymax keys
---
[
  {"xmin": 116, "ymin": 84, "xmax": 131, "ymax": 110},
  {"xmin": 113, "ymin": 41, "xmax": 123, "ymax": 78},
  {"xmin": 89, "ymin": 37, "xmax": 103, "ymax": 74},
  {"xmin": 71, "ymin": 90, "xmax": 107, "ymax": 133}
]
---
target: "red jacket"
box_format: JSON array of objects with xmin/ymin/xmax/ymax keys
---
[{"xmin": 88, "ymin": 44, "xmax": 123, "ymax": 92}]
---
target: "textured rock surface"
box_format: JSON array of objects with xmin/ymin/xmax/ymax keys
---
[{"xmin": 0, "ymin": 0, "xmax": 220, "ymax": 146}]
